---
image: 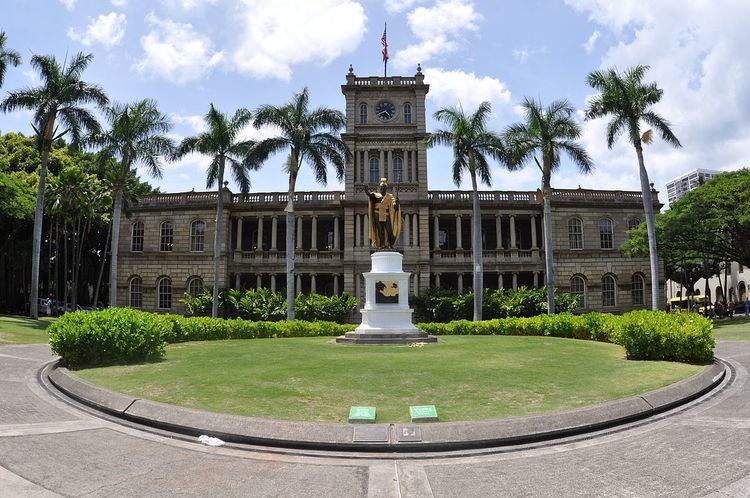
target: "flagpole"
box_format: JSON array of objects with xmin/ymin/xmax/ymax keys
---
[{"xmin": 383, "ymin": 22, "xmax": 387, "ymax": 77}]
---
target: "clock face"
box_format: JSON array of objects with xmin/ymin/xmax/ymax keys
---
[{"xmin": 375, "ymin": 101, "xmax": 396, "ymax": 121}]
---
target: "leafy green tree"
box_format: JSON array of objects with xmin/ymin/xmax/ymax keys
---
[
  {"xmin": 503, "ymin": 98, "xmax": 593, "ymax": 314},
  {"xmin": 425, "ymin": 102, "xmax": 511, "ymax": 320},
  {"xmin": 585, "ymin": 65, "xmax": 681, "ymax": 310},
  {"xmin": 0, "ymin": 32, "xmax": 21, "ymax": 88},
  {"xmin": 1, "ymin": 53, "xmax": 107, "ymax": 318},
  {"xmin": 175, "ymin": 104, "xmax": 257, "ymax": 318},
  {"xmin": 89, "ymin": 99, "xmax": 174, "ymax": 309},
  {"xmin": 251, "ymin": 88, "xmax": 348, "ymax": 320}
]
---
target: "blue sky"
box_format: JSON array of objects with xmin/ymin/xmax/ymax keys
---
[{"xmin": 2, "ymin": 0, "xmax": 748, "ymax": 202}]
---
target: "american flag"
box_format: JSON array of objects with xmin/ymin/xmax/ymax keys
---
[{"xmin": 381, "ymin": 23, "xmax": 389, "ymax": 63}]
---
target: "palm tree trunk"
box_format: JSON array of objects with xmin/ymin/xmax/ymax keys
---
[
  {"xmin": 212, "ymin": 157, "xmax": 226, "ymax": 318},
  {"xmin": 286, "ymin": 169, "xmax": 297, "ymax": 320},
  {"xmin": 62, "ymin": 220, "xmax": 68, "ymax": 313},
  {"xmin": 29, "ymin": 145, "xmax": 50, "ymax": 319},
  {"xmin": 93, "ymin": 217, "xmax": 111, "ymax": 309},
  {"xmin": 108, "ymin": 183, "xmax": 124, "ymax": 307},
  {"xmin": 470, "ymin": 170, "xmax": 483, "ymax": 321},
  {"xmin": 634, "ymin": 141, "xmax": 660, "ymax": 310},
  {"xmin": 542, "ymin": 176, "xmax": 555, "ymax": 314}
]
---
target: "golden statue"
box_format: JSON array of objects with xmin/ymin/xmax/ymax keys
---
[{"xmin": 364, "ymin": 178, "xmax": 402, "ymax": 249}]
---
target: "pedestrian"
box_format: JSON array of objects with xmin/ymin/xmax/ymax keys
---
[
  {"xmin": 715, "ymin": 300, "xmax": 724, "ymax": 318},
  {"xmin": 745, "ymin": 296, "xmax": 750, "ymax": 316},
  {"xmin": 728, "ymin": 301, "xmax": 734, "ymax": 320},
  {"xmin": 45, "ymin": 295, "xmax": 52, "ymax": 317}
]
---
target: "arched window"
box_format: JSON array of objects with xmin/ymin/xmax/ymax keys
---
[
  {"xmin": 627, "ymin": 217, "xmax": 641, "ymax": 230},
  {"xmin": 602, "ymin": 274, "xmax": 616, "ymax": 307},
  {"xmin": 369, "ymin": 157, "xmax": 379, "ymax": 183},
  {"xmin": 190, "ymin": 220, "xmax": 205, "ymax": 252},
  {"xmin": 359, "ymin": 103, "xmax": 368, "ymax": 124},
  {"xmin": 186, "ymin": 276, "xmax": 203, "ymax": 296},
  {"xmin": 631, "ymin": 273, "xmax": 645, "ymax": 306},
  {"xmin": 739, "ymin": 281, "xmax": 747, "ymax": 301},
  {"xmin": 157, "ymin": 277, "xmax": 172, "ymax": 309},
  {"xmin": 160, "ymin": 221, "xmax": 174, "ymax": 252},
  {"xmin": 570, "ymin": 275, "xmax": 586, "ymax": 308},
  {"xmin": 392, "ymin": 156, "xmax": 403, "ymax": 182},
  {"xmin": 131, "ymin": 222, "xmax": 144, "ymax": 252},
  {"xmin": 129, "ymin": 276, "xmax": 143, "ymax": 308},
  {"xmin": 404, "ymin": 103, "xmax": 412, "ymax": 124},
  {"xmin": 599, "ymin": 218, "xmax": 613, "ymax": 249},
  {"xmin": 568, "ymin": 218, "xmax": 583, "ymax": 249}
]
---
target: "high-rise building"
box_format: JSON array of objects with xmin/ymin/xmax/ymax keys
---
[{"xmin": 665, "ymin": 168, "xmax": 722, "ymax": 204}]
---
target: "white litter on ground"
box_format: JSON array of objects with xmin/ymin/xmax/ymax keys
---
[{"xmin": 198, "ymin": 435, "xmax": 225, "ymax": 447}]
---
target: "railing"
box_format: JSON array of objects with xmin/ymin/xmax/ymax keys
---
[
  {"xmin": 351, "ymin": 76, "xmax": 417, "ymax": 86},
  {"xmin": 427, "ymin": 191, "xmax": 542, "ymax": 203},
  {"xmin": 551, "ymin": 188, "xmax": 655, "ymax": 203},
  {"xmin": 139, "ymin": 191, "xmax": 219, "ymax": 206},
  {"xmin": 433, "ymin": 249, "xmax": 540, "ymax": 262},
  {"xmin": 235, "ymin": 250, "xmax": 342, "ymax": 263},
  {"xmin": 233, "ymin": 191, "xmax": 345, "ymax": 205}
]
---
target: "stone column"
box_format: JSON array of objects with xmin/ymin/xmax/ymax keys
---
[
  {"xmin": 296, "ymin": 274, "xmax": 302, "ymax": 295},
  {"xmin": 498, "ymin": 272, "xmax": 504, "ymax": 289},
  {"xmin": 510, "ymin": 215, "xmax": 517, "ymax": 249},
  {"xmin": 311, "ymin": 274, "xmax": 316, "ymax": 294},
  {"xmin": 530, "ymin": 215, "xmax": 537, "ymax": 249},
  {"xmin": 333, "ymin": 216, "xmax": 340, "ymax": 250},
  {"xmin": 311, "ymin": 216, "xmax": 318, "ymax": 250},
  {"xmin": 363, "ymin": 214, "xmax": 369, "ymax": 247},
  {"xmin": 334, "ymin": 274, "xmax": 340, "ymax": 295},
  {"xmin": 512, "ymin": 272, "xmax": 518, "ymax": 291},
  {"xmin": 256, "ymin": 274, "xmax": 262, "ymax": 289},
  {"xmin": 257, "ymin": 215, "xmax": 264, "ymax": 250},
  {"xmin": 354, "ymin": 214, "xmax": 360, "ymax": 247},
  {"xmin": 435, "ymin": 273, "xmax": 441, "ymax": 287},
  {"xmin": 433, "ymin": 215, "xmax": 440, "ymax": 249},
  {"xmin": 533, "ymin": 271, "xmax": 539, "ymax": 288},
  {"xmin": 456, "ymin": 215, "xmax": 463, "ymax": 249},
  {"xmin": 235, "ymin": 273, "xmax": 241, "ymax": 289},
  {"xmin": 458, "ymin": 273, "xmax": 464, "ymax": 293},
  {"xmin": 270, "ymin": 274, "xmax": 276, "ymax": 292},
  {"xmin": 386, "ymin": 149, "xmax": 392, "ymax": 179},
  {"xmin": 236, "ymin": 217, "xmax": 243, "ymax": 251},
  {"xmin": 495, "ymin": 214, "xmax": 502, "ymax": 249},
  {"xmin": 271, "ymin": 216, "xmax": 277, "ymax": 250},
  {"xmin": 412, "ymin": 214, "xmax": 418, "ymax": 247},
  {"xmin": 403, "ymin": 213, "xmax": 411, "ymax": 246},
  {"xmin": 410, "ymin": 149, "xmax": 417, "ymax": 182},
  {"xmin": 379, "ymin": 149, "xmax": 385, "ymax": 179},
  {"xmin": 296, "ymin": 216, "xmax": 303, "ymax": 250}
]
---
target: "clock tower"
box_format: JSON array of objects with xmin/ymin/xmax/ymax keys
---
[{"xmin": 340, "ymin": 64, "xmax": 432, "ymax": 296}]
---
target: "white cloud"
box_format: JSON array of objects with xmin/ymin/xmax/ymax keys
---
[
  {"xmin": 423, "ymin": 67, "xmax": 511, "ymax": 113},
  {"xmin": 394, "ymin": 0, "xmax": 482, "ymax": 70},
  {"xmin": 583, "ymin": 30, "xmax": 600, "ymax": 54},
  {"xmin": 161, "ymin": 0, "xmax": 218, "ymax": 10},
  {"xmin": 230, "ymin": 0, "xmax": 366, "ymax": 80},
  {"xmin": 59, "ymin": 0, "xmax": 76, "ymax": 10},
  {"xmin": 511, "ymin": 47, "xmax": 546, "ymax": 63},
  {"xmin": 67, "ymin": 12, "xmax": 127, "ymax": 47},
  {"xmin": 111, "ymin": 0, "xmax": 127, "ymax": 7},
  {"xmin": 134, "ymin": 13, "xmax": 224, "ymax": 85},
  {"xmin": 171, "ymin": 113, "xmax": 207, "ymax": 134},
  {"xmin": 563, "ymin": 0, "xmax": 750, "ymax": 199},
  {"xmin": 384, "ymin": 0, "xmax": 426, "ymax": 14}
]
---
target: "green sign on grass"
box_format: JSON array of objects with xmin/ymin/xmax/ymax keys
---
[
  {"xmin": 409, "ymin": 405, "xmax": 438, "ymax": 422},
  {"xmin": 349, "ymin": 406, "xmax": 376, "ymax": 423}
]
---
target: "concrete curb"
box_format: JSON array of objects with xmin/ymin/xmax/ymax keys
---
[{"xmin": 46, "ymin": 360, "xmax": 726, "ymax": 452}]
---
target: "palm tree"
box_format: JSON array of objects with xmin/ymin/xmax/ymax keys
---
[
  {"xmin": 585, "ymin": 65, "xmax": 681, "ymax": 310},
  {"xmin": 0, "ymin": 32, "xmax": 21, "ymax": 88},
  {"xmin": 175, "ymin": 104, "xmax": 258, "ymax": 318},
  {"xmin": 251, "ymin": 88, "xmax": 348, "ymax": 320},
  {"xmin": 425, "ymin": 102, "xmax": 510, "ymax": 321},
  {"xmin": 504, "ymin": 98, "xmax": 593, "ymax": 314},
  {"xmin": 88, "ymin": 99, "xmax": 174, "ymax": 309},
  {"xmin": 1, "ymin": 52, "xmax": 107, "ymax": 318}
]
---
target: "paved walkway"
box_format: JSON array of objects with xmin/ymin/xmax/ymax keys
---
[{"xmin": 1, "ymin": 341, "xmax": 750, "ymax": 497}]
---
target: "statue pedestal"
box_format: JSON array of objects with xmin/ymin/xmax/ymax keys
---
[{"xmin": 336, "ymin": 251, "xmax": 437, "ymax": 345}]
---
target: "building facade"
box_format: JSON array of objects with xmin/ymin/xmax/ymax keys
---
[
  {"xmin": 665, "ymin": 168, "xmax": 721, "ymax": 204},
  {"xmin": 117, "ymin": 68, "xmax": 663, "ymax": 314}
]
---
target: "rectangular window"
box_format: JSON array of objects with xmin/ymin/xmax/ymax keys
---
[
  {"xmin": 131, "ymin": 223, "xmax": 144, "ymax": 252},
  {"xmin": 160, "ymin": 222, "xmax": 174, "ymax": 252},
  {"xmin": 568, "ymin": 219, "xmax": 583, "ymax": 249},
  {"xmin": 190, "ymin": 221, "xmax": 205, "ymax": 252}
]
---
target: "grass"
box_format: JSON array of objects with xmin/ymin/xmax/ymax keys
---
[
  {"xmin": 0, "ymin": 314, "xmax": 54, "ymax": 344},
  {"xmin": 77, "ymin": 336, "xmax": 703, "ymax": 423},
  {"xmin": 712, "ymin": 316, "xmax": 750, "ymax": 341}
]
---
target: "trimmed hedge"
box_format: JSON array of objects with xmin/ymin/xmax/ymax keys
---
[{"xmin": 48, "ymin": 308, "xmax": 714, "ymax": 368}]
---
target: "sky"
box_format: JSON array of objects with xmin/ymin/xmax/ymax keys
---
[{"xmin": 1, "ymin": 0, "xmax": 748, "ymax": 203}]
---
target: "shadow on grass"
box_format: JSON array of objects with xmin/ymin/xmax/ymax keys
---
[{"xmin": 0, "ymin": 314, "xmax": 55, "ymax": 331}]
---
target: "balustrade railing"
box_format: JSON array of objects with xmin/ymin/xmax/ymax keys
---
[{"xmin": 427, "ymin": 191, "xmax": 541, "ymax": 203}]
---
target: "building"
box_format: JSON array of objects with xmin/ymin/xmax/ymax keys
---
[
  {"xmin": 117, "ymin": 67, "xmax": 663, "ymax": 314},
  {"xmin": 665, "ymin": 168, "xmax": 721, "ymax": 204}
]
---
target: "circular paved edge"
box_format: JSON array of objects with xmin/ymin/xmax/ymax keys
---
[{"xmin": 44, "ymin": 359, "xmax": 727, "ymax": 453}]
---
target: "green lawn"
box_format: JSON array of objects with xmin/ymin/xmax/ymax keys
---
[
  {"xmin": 0, "ymin": 315, "xmax": 54, "ymax": 344},
  {"xmin": 712, "ymin": 316, "xmax": 750, "ymax": 341},
  {"xmin": 77, "ymin": 336, "xmax": 703, "ymax": 423}
]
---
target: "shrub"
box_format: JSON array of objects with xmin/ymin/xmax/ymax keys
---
[
  {"xmin": 617, "ymin": 310, "xmax": 714, "ymax": 363},
  {"xmin": 48, "ymin": 307, "xmax": 166, "ymax": 368},
  {"xmin": 295, "ymin": 293, "xmax": 358, "ymax": 322}
]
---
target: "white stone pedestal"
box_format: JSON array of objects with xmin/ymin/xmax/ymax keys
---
[{"xmin": 337, "ymin": 251, "xmax": 436, "ymax": 345}]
